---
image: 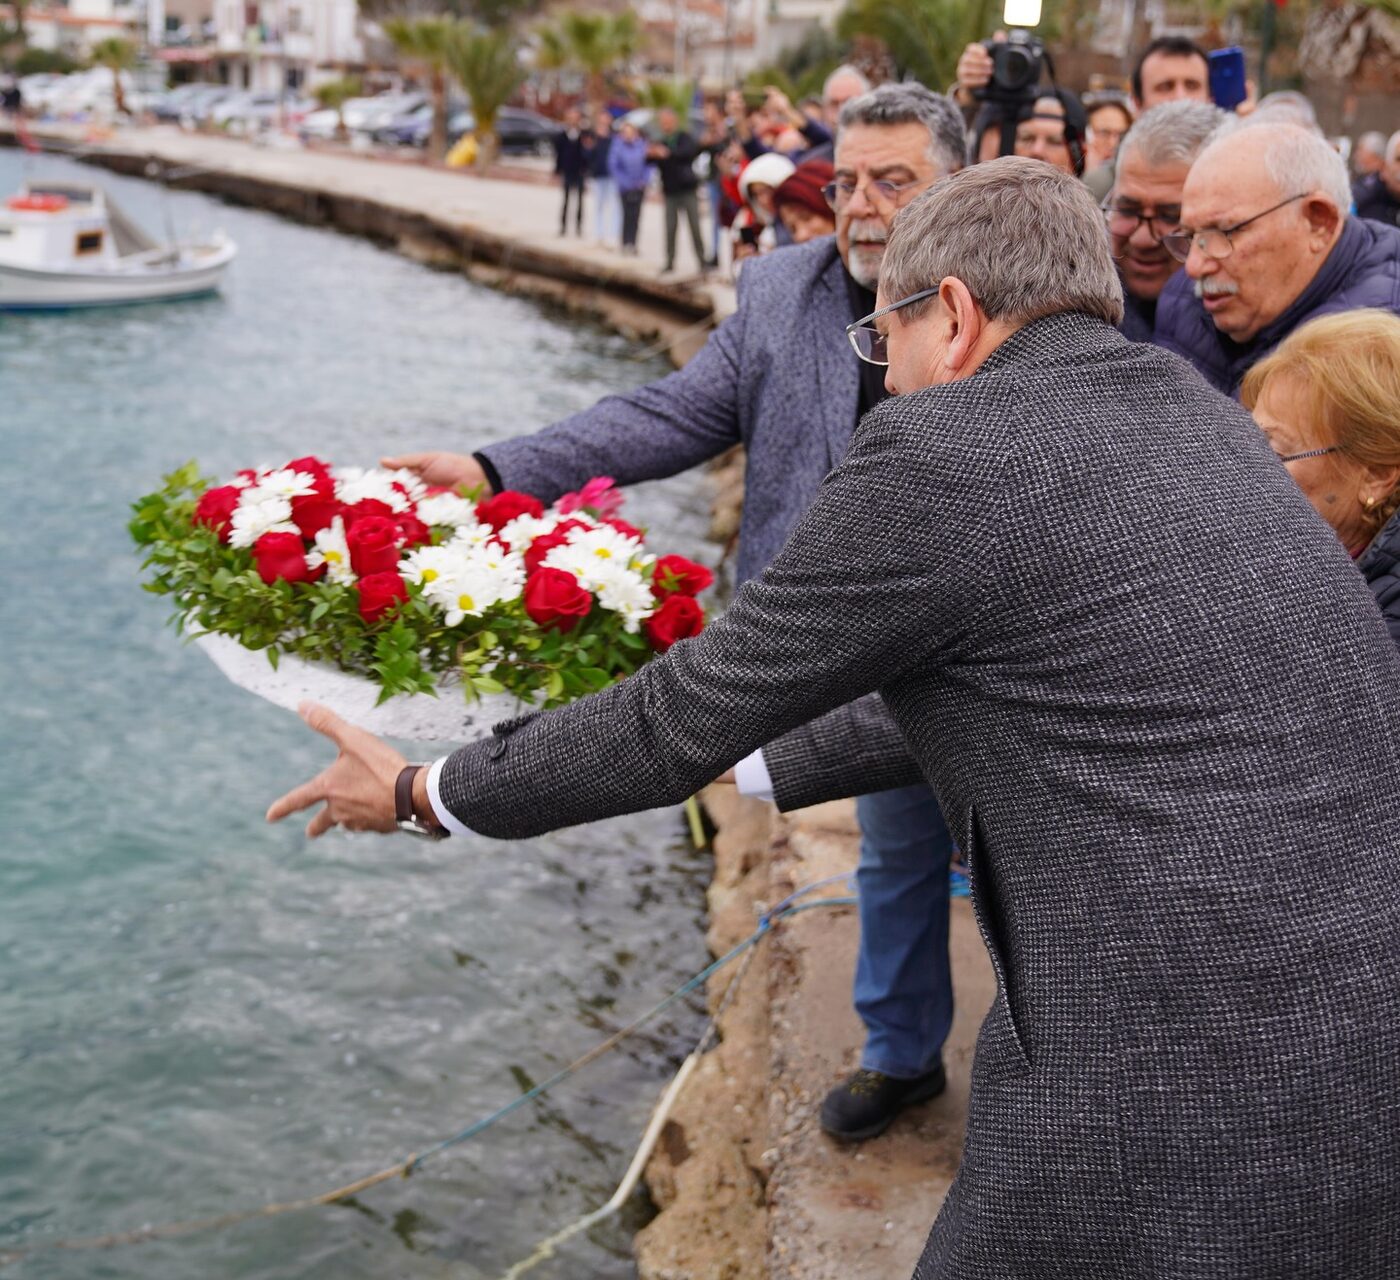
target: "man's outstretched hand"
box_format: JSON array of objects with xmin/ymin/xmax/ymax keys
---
[
  {"xmin": 266, "ymin": 702, "xmax": 408, "ymax": 838},
  {"xmin": 379, "ymin": 451, "xmax": 492, "ymax": 494}
]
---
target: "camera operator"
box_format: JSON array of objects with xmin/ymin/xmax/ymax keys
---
[
  {"xmin": 952, "ymin": 28, "xmax": 1086, "ymax": 176},
  {"xmin": 971, "ymin": 90, "xmax": 1086, "ymax": 175}
]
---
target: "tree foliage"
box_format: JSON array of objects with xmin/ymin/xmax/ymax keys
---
[
  {"xmin": 533, "ymin": 10, "xmax": 638, "ymax": 104},
  {"xmin": 383, "ymin": 15, "xmax": 455, "ymax": 157},
  {"xmin": 836, "ymin": 0, "xmax": 996, "ymax": 90},
  {"xmin": 445, "ymin": 23, "xmax": 525, "ymax": 164},
  {"xmin": 89, "ymin": 37, "xmax": 136, "ymax": 115}
]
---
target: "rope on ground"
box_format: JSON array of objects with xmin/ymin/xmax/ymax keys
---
[{"xmin": 0, "ymin": 886, "xmax": 857, "ymax": 1272}]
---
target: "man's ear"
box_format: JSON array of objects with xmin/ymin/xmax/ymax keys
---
[
  {"xmin": 1303, "ymin": 196, "xmax": 1341, "ymax": 248},
  {"xmin": 942, "ymin": 277, "xmax": 983, "ymax": 376}
]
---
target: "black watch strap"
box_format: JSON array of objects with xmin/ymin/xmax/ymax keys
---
[{"xmin": 395, "ymin": 764, "xmax": 421, "ymax": 826}]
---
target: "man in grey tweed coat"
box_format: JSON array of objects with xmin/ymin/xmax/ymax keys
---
[{"xmin": 274, "ymin": 158, "xmax": 1400, "ymax": 1276}]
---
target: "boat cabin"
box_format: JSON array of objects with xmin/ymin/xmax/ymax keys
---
[{"xmin": 0, "ymin": 183, "xmax": 161, "ymax": 271}]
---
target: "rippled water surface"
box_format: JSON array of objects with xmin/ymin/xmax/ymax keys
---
[{"xmin": 0, "ymin": 149, "xmax": 717, "ymax": 1278}]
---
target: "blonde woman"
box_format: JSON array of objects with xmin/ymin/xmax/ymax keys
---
[{"xmin": 1243, "ymin": 308, "xmax": 1400, "ymax": 648}]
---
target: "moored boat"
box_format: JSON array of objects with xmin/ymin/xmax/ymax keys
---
[{"xmin": 0, "ymin": 181, "xmax": 236, "ymax": 310}]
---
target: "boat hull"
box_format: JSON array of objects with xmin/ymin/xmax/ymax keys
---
[{"xmin": 0, "ymin": 243, "xmax": 236, "ymax": 310}]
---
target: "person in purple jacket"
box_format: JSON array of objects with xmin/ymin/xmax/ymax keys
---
[
  {"xmin": 1154, "ymin": 120, "xmax": 1400, "ymax": 395},
  {"xmin": 608, "ymin": 119, "xmax": 652, "ymax": 257}
]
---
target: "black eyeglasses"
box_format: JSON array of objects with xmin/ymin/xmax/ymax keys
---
[
  {"xmin": 1278, "ymin": 445, "xmax": 1338, "ymax": 463},
  {"xmin": 1100, "ymin": 197, "xmax": 1182, "ymax": 250},
  {"xmin": 822, "ymin": 176, "xmax": 926, "ymax": 210},
  {"xmin": 1161, "ymin": 193, "xmax": 1310, "ymax": 264},
  {"xmin": 845, "ymin": 284, "xmax": 942, "ymax": 365}
]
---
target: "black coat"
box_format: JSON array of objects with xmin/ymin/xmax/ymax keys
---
[
  {"xmin": 553, "ymin": 128, "xmax": 588, "ymax": 183},
  {"xmin": 586, "ymin": 132, "xmax": 612, "ymax": 179},
  {"xmin": 653, "ymin": 130, "xmax": 700, "ymax": 195}
]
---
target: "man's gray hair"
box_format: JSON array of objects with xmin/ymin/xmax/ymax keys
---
[
  {"xmin": 1119, "ymin": 100, "xmax": 1225, "ymax": 170},
  {"xmin": 1356, "ymin": 130, "xmax": 1387, "ymax": 157},
  {"xmin": 1207, "ymin": 119, "xmax": 1352, "ymax": 214},
  {"xmin": 1251, "ymin": 90, "xmax": 1321, "ymax": 133},
  {"xmin": 837, "ymin": 82, "xmax": 966, "ymax": 176},
  {"xmin": 823, "ymin": 63, "xmax": 871, "ymax": 100},
  {"xmin": 880, "ymin": 157, "xmax": 1124, "ymax": 327}
]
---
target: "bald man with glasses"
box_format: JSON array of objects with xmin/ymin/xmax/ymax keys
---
[{"xmin": 1155, "ymin": 120, "xmax": 1400, "ymax": 394}]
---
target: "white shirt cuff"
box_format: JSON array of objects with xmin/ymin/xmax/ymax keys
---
[
  {"xmin": 733, "ymin": 749, "xmax": 776, "ymax": 803},
  {"xmin": 426, "ymin": 756, "xmax": 476, "ymax": 838}
]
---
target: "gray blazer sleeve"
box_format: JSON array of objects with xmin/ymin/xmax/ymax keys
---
[
  {"xmin": 475, "ymin": 288, "xmax": 751, "ymax": 504},
  {"xmin": 438, "ymin": 390, "xmax": 1012, "ymax": 838},
  {"xmin": 761, "ymin": 695, "xmax": 925, "ymax": 811}
]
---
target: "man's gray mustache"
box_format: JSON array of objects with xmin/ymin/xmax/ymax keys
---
[
  {"xmin": 849, "ymin": 221, "xmax": 888, "ymax": 246},
  {"xmin": 1194, "ymin": 278, "xmax": 1240, "ymax": 299}
]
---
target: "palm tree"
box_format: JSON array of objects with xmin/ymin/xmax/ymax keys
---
[
  {"xmin": 383, "ymin": 15, "xmax": 455, "ymax": 159},
  {"xmin": 90, "ymin": 37, "xmax": 136, "ymax": 118},
  {"xmin": 837, "ymin": 0, "xmax": 996, "ymax": 92},
  {"xmin": 536, "ymin": 10, "xmax": 638, "ymax": 111},
  {"xmin": 444, "ymin": 22, "xmax": 525, "ymax": 166},
  {"xmin": 313, "ymin": 75, "xmax": 363, "ymax": 142}
]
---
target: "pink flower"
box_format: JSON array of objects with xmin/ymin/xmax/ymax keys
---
[{"xmin": 558, "ymin": 476, "xmax": 623, "ymax": 519}]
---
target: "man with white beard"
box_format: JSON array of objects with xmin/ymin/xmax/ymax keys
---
[
  {"xmin": 382, "ymin": 84, "xmax": 974, "ymax": 1144},
  {"xmin": 1154, "ymin": 120, "xmax": 1400, "ymax": 394}
]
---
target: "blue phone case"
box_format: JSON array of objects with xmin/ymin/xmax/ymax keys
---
[{"xmin": 1208, "ymin": 47, "xmax": 1247, "ymax": 110}]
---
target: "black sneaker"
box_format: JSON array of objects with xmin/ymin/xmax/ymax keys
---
[{"xmin": 819, "ymin": 1062, "xmax": 946, "ymax": 1143}]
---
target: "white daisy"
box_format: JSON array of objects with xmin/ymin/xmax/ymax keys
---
[
  {"xmin": 593, "ymin": 564, "xmax": 656, "ymax": 632},
  {"xmin": 401, "ymin": 543, "xmax": 462, "ymax": 591},
  {"xmin": 247, "ymin": 468, "xmax": 320, "ymax": 502},
  {"xmin": 306, "ymin": 517, "xmax": 356, "ymax": 586},
  {"xmin": 333, "ymin": 467, "xmax": 418, "ymax": 513},
  {"xmin": 229, "ymin": 493, "xmax": 297, "ymax": 548},
  {"xmin": 543, "ymin": 525, "xmax": 642, "ymax": 593},
  {"xmin": 416, "ymin": 492, "xmax": 479, "ymax": 528},
  {"xmin": 498, "ymin": 513, "xmax": 554, "ymax": 554},
  {"xmin": 427, "ymin": 558, "xmax": 524, "ymax": 627}
]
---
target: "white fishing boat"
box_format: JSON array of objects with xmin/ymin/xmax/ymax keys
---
[{"xmin": 0, "ymin": 181, "xmax": 236, "ymax": 310}]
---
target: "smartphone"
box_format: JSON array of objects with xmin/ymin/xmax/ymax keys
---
[{"xmin": 1208, "ymin": 46, "xmax": 1247, "ymax": 111}]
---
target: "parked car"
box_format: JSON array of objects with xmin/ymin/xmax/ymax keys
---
[
  {"xmin": 494, "ymin": 107, "xmax": 559, "ymax": 156},
  {"xmin": 151, "ymin": 82, "xmax": 230, "ymax": 123},
  {"xmin": 210, "ymin": 91, "xmax": 312, "ymax": 133}
]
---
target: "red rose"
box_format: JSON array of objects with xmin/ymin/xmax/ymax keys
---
[
  {"xmin": 523, "ymin": 567, "xmax": 592, "ymax": 632},
  {"xmin": 193, "ymin": 484, "xmax": 241, "ymax": 542},
  {"xmin": 340, "ymin": 498, "xmax": 396, "ymax": 528},
  {"xmin": 522, "ymin": 520, "xmax": 588, "ymax": 574},
  {"xmin": 345, "ymin": 514, "xmax": 402, "ymax": 577},
  {"xmin": 356, "ymin": 571, "xmax": 408, "ymax": 623},
  {"xmin": 476, "ymin": 490, "xmax": 545, "ymax": 531},
  {"xmin": 284, "ymin": 456, "xmax": 335, "ymax": 495},
  {"xmin": 604, "ymin": 517, "xmax": 643, "ymax": 541},
  {"xmin": 252, "ymin": 531, "xmax": 318, "ymax": 584},
  {"xmin": 395, "ymin": 511, "xmax": 432, "ymax": 548},
  {"xmin": 651, "ymin": 554, "xmax": 714, "ymax": 599},
  {"xmin": 290, "ymin": 494, "xmax": 341, "ymax": 538},
  {"xmin": 644, "ymin": 594, "xmax": 704, "ymax": 651}
]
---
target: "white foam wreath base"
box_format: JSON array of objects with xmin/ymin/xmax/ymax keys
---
[{"xmin": 197, "ymin": 632, "xmax": 532, "ymax": 743}]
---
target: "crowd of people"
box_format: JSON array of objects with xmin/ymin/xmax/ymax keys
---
[
  {"xmin": 273, "ymin": 37, "xmax": 1400, "ymax": 1280},
  {"xmin": 553, "ymin": 38, "xmax": 1398, "ymax": 291}
]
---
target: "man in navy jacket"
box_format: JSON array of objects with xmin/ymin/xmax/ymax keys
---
[{"xmin": 1155, "ymin": 121, "xmax": 1400, "ymax": 394}]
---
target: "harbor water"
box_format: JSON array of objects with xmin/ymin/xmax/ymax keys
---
[{"xmin": 0, "ymin": 149, "xmax": 718, "ymax": 1278}]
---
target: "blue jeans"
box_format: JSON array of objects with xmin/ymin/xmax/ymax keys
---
[
  {"xmin": 592, "ymin": 175, "xmax": 621, "ymax": 242},
  {"xmin": 854, "ymin": 783, "xmax": 955, "ymax": 1079}
]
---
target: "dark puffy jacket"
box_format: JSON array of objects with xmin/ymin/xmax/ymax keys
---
[
  {"xmin": 1360, "ymin": 508, "xmax": 1400, "ymax": 652},
  {"xmin": 654, "ymin": 130, "xmax": 700, "ymax": 195},
  {"xmin": 1154, "ymin": 216, "xmax": 1400, "ymax": 394}
]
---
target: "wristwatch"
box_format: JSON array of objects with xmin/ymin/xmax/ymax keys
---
[{"xmin": 395, "ymin": 764, "xmax": 449, "ymax": 840}]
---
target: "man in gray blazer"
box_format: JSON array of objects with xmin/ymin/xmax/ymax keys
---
[
  {"xmin": 383, "ymin": 84, "xmax": 970, "ymax": 1141},
  {"xmin": 275, "ymin": 158, "xmax": 1400, "ymax": 1276}
]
